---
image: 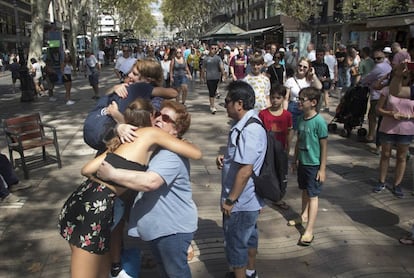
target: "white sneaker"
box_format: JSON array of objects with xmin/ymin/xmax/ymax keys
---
[
  {"xmin": 49, "ymin": 97, "xmax": 57, "ymax": 101},
  {"xmin": 2, "ymin": 194, "xmax": 22, "ymax": 203},
  {"xmin": 66, "ymin": 100, "xmax": 75, "ymax": 105},
  {"xmin": 210, "ymin": 107, "xmax": 217, "ymax": 114},
  {"xmin": 109, "ymin": 269, "xmax": 133, "ymax": 278}
]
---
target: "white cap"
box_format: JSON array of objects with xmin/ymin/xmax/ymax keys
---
[
  {"xmin": 383, "ymin": 47, "xmax": 392, "ymax": 54},
  {"xmin": 279, "ymin": 48, "xmax": 285, "ymax": 52}
]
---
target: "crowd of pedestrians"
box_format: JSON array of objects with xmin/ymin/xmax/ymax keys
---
[{"xmin": 1, "ymin": 37, "xmax": 413, "ymax": 277}]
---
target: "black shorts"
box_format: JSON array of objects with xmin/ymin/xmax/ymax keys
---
[{"xmin": 63, "ymin": 74, "xmax": 72, "ymax": 82}]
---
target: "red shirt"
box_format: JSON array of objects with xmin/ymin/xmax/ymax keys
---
[
  {"xmin": 230, "ymin": 55, "xmax": 247, "ymax": 79},
  {"xmin": 259, "ymin": 108, "xmax": 292, "ymax": 150}
]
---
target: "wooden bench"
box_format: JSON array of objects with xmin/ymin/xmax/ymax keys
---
[{"xmin": 2, "ymin": 113, "xmax": 62, "ymax": 179}]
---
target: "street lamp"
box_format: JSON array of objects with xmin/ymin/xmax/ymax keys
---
[{"xmin": 13, "ymin": 0, "xmax": 35, "ymax": 102}]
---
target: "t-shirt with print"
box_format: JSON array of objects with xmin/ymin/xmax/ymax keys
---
[{"xmin": 243, "ymin": 74, "xmax": 271, "ymax": 111}]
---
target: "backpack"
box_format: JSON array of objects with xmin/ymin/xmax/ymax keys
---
[{"xmin": 236, "ymin": 117, "xmax": 288, "ymax": 202}]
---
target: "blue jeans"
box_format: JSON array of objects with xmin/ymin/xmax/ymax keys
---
[
  {"xmin": 223, "ymin": 210, "xmax": 260, "ymax": 268},
  {"xmin": 288, "ymin": 101, "xmax": 303, "ymax": 130},
  {"xmin": 149, "ymin": 233, "xmax": 193, "ymax": 278}
]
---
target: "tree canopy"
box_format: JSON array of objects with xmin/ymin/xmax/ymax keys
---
[{"xmin": 99, "ymin": 0, "xmax": 157, "ymax": 37}]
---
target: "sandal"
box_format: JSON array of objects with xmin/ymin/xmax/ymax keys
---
[
  {"xmin": 299, "ymin": 234, "xmax": 314, "ymax": 246},
  {"xmin": 399, "ymin": 234, "xmax": 414, "ymax": 245},
  {"xmin": 287, "ymin": 217, "xmax": 307, "ymax": 226}
]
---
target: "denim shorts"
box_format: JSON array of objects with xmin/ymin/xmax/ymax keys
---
[
  {"xmin": 173, "ymin": 75, "xmax": 188, "ymax": 88},
  {"xmin": 223, "ymin": 210, "xmax": 260, "ymax": 268},
  {"xmin": 288, "ymin": 101, "xmax": 303, "ymax": 130},
  {"xmin": 379, "ymin": 132, "xmax": 413, "ymax": 145},
  {"xmin": 298, "ymin": 164, "xmax": 322, "ymax": 197},
  {"xmin": 149, "ymin": 233, "xmax": 193, "ymax": 278}
]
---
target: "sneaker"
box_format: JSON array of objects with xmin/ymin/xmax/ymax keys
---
[
  {"xmin": 110, "ymin": 269, "xmax": 133, "ymax": 278},
  {"xmin": 49, "ymin": 97, "xmax": 57, "ymax": 101},
  {"xmin": 2, "ymin": 194, "xmax": 22, "ymax": 203},
  {"xmin": 215, "ymin": 92, "xmax": 221, "ymax": 99},
  {"xmin": 66, "ymin": 100, "xmax": 75, "ymax": 105},
  {"xmin": 393, "ymin": 186, "xmax": 404, "ymax": 198},
  {"xmin": 246, "ymin": 270, "xmax": 258, "ymax": 278},
  {"xmin": 373, "ymin": 182, "xmax": 386, "ymax": 193},
  {"xmin": 9, "ymin": 182, "xmax": 31, "ymax": 192},
  {"xmin": 210, "ymin": 107, "xmax": 217, "ymax": 114}
]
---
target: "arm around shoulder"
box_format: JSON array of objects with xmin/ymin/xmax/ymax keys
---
[{"xmin": 140, "ymin": 127, "xmax": 202, "ymax": 160}]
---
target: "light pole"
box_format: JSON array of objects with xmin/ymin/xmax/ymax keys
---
[{"xmin": 13, "ymin": 0, "xmax": 35, "ymax": 102}]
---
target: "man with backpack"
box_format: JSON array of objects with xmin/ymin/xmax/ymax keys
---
[{"xmin": 216, "ymin": 81, "xmax": 266, "ymax": 278}]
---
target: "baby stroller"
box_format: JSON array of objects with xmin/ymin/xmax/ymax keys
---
[{"xmin": 328, "ymin": 85, "xmax": 370, "ymax": 137}]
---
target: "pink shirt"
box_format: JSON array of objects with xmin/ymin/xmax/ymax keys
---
[
  {"xmin": 379, "ymin": 87, "xmax": 414, "ymax": 135},
  {"xmin": 392, "ymin": 51, "xmax": 411, "ymax": 66}
]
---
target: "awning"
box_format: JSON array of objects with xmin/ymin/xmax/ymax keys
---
[
  {"xmin": 237, "ymin": 26, "xmax": 281, "ymax": 37},
  {"xmin": 366, "ymin": 12, "xmax": 414, "ymax": 28}
]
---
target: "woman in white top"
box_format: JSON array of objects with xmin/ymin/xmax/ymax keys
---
[
  {"xmin": 160, "ymin": 54, "xmax": 171, "ymax": 88},
  {"xmin": 284, "ymin": 57, "xmax": 322, "ymax": 129},
  {"xmin": 30, "ymin": 58, "xmax": 45, "ymax": 95},
  {"xmin": 61, "ymin": 53, "xmax": 74, "ymax": 105}
]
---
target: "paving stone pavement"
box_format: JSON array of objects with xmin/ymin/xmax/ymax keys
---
[{"xmin": 0, "ymin": 68, "xmax": 413, "ymax": 278}]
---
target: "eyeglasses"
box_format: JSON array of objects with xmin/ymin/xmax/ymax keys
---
[
  {"xmin": 374, "ymin": 57, "xmax": 384, "ymax": 61},
  {"xmin": 298, "ymin": 97, "xmax": 310, "ymax": 103},
  {"xmin": 155, "ymin": 111, "xmax": 176, "ymax": 125},
  {"xmin": 298, "ymin": 64, "xmax": 308, "ymax": 69}
]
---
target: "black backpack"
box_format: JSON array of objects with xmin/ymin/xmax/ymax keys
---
[{"xmin": 236, "ymin": 117, "xmax": 288, "ymax": 202}]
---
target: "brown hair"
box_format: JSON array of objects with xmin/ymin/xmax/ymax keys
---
[
  {"xmin": 249, "ymin": 53, "xmax": 264, "ymax": 65},
  {"xmin": 106, "ymin": 98, "xmax": 153, "ymax": 152},
  {"xmin": 133, "ymin": 58, "xmax": 163, "ymax": 87},
  {"xmin": 161, "ymin": 100, "xmax": 191, "ymax": 138}
]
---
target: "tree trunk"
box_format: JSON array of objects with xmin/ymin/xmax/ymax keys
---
[{"xmin": 28, "ymin": 0, "xmax": 50, "ymax": 66}]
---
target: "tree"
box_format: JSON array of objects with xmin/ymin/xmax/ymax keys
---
[
  {"xmin": 28, "ymin": 0, "xmax": 50, "ymax": 63},
  {"xmin": 161, "ymin": 0, "xmax": 234, "ymax": 39},
  {"xmin": 275, "ymin": 0, "xmax": 323, "ymax": 25},
  {"xmin": 340, "ymin": 0, "xmax": 404, "ymax": 22},
  {"xmin": 99, "ymin": 0, "xmax": 157, "ymax": 37}
]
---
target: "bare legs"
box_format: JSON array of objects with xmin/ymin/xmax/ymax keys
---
[
  {"xmin": 379, "ymin": 142, "xmax": 410, "ymax": 186},
  {"xmin": 70, "ymin": 244, "xmax": 111, "ymax": 278},
  {"xmin": 64, "ymin": 81, "xmax": 72, "ymax": 102},
  {"xmin": 301, "ymin": 190, "xmax": 318, "ymax": 239}
]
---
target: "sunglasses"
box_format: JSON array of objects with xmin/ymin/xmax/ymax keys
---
[
  {"xmin": 155, "ymin": 111, "xmax": 176, "ymax": 124},
  {"xmin": 374, "ymin": 57, "xmax": 384, "ymax": 61},
  {"xmin": 298, "ymin": 97, "xmax": 310, "ymax": 103}
]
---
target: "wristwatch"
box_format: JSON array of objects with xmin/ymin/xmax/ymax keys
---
[{"xmin": 225, "ymin": 198, "xmax": 237, "ymax": 206}]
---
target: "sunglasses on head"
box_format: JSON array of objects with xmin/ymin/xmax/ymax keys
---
[{"xmin": 155, "ymin": 111, "xmax": 176, "ymax": 124}]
